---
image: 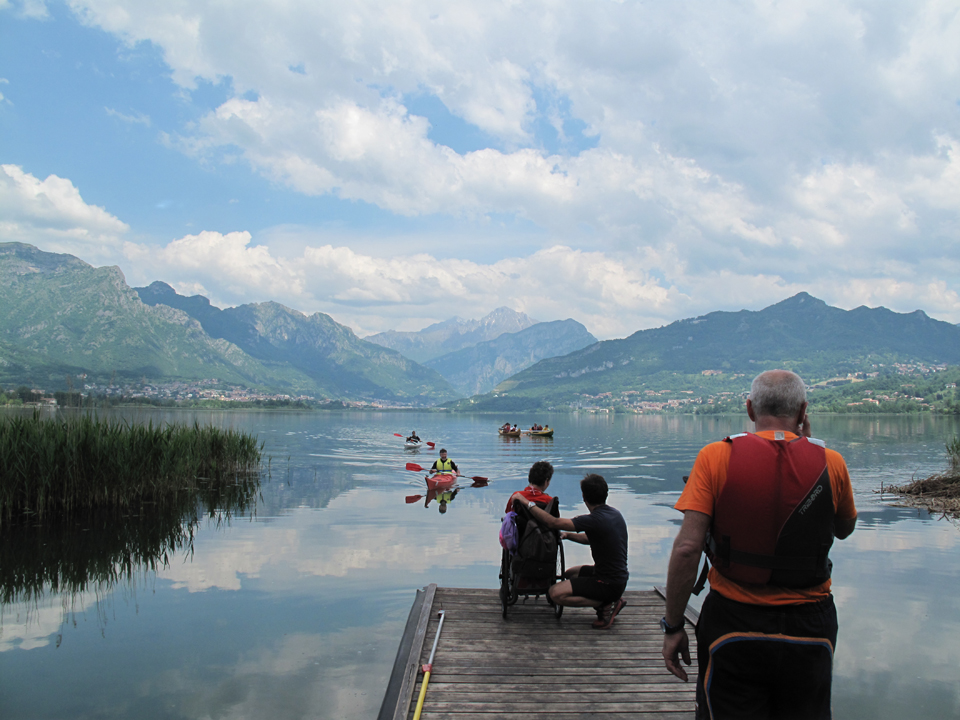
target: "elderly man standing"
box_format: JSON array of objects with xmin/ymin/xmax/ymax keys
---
[{"xmin": 661, "ymin": 370, "xmax": 857, "ymax": 720}]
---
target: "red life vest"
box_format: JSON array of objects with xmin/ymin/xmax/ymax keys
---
[{"xmin": 706, "ymin": 432, "xmax": 835, "ymax": 589}]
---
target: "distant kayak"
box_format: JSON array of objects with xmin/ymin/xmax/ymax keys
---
[
  {"xmin": 498, "ymin": 429, "xmax": 521, "ymax": 437},
  {"xmin": 404, "ymin": 440, "xmax": 422, "ymax": 449},
  {"xmin": 425, "ymin": 473, "xmax": 457, "ymax": 490},
  {"xmin": 527, "ymin": 429, "xmax": 554, "ymax": 437}
]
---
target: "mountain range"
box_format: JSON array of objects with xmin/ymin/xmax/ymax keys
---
[
  {"xmin": 424, "ymin": 319, "xmax": 596, "ymax": 396},
  {"xmin": 4, "ymin": 243, "xmax": 959, "ymax": 409},
  {"xmin": 458, "ymin": 292, "xmax": 960, "ymax": 410},
  {"xmin": 0, "ymin": 243, "xmax": 457, "ymax": 404},
  {"xmin": 365, "ymin": 307, "xmax": 540, "ymax": 363},
  {"xmin": 0, "ymin": 243, "xmax": 596, "ymax": 405}
]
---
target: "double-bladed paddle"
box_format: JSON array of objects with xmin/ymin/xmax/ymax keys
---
[
  {"xmin": 394, "ymin": 433, "xmax": 435, "ymax": 448},
  {"xmin": 404, "ymin": 462, "xmax": 488, "ymax": 502},
  {"xmin": 404, "ymin": 462, "xmax": 487, "ymax": 482}
]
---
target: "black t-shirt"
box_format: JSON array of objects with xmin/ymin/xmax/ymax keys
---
[{"xmin": 572, "ymin": 504, "xmax": 629, "ymax": 583}]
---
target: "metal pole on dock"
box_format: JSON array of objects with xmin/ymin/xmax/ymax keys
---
[{"xmin": 412, "ymin": 610, "xmax": 446, "ymax": 720}]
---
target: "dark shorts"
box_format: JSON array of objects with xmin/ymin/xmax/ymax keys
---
[
  {"xmin": 568, "ymin": 565, "xmax": 626, "ymax": 604},
  {"xmin": 695, "ymin": 590, "xmax": 838, "ymax": 720}
]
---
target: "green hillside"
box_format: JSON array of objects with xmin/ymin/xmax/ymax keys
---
[
  {"xmin": 0, "ymin": 244, "xmax": 457, "ymax": 405},
  {"xmin": 456, "ymin": 293, "xmax": 960, "ymax": 411},
  {"xmin": 136, "ymin": 281, "xmax": 458, "ymax": 403}
]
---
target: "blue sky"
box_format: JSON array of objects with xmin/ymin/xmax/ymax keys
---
[{"xmin": 1, "ymin": 0, "xmax": 959, "ymax": 339}]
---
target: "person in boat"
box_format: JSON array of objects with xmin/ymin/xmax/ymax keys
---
[
  {"xmin": 510, "ymin": 473, "xmax": 629, "ymax": 629},
  {"xmin": 406, "ymin": 430, "xmax": 420, "ymax": 442},
  {"xmin": 661, "ymin": 370, "xmax": 858, "ymax": 719},
  {"xmin": 505, "ymin": 460, "xmax": 554, "ymax": 512},
  {"xmin": 501, "ymin": 422, "xmax": 511, "ymax": 432},
  {"xmin": 429, "ymin": 448, "xmax": 460, "ymax": 477}
]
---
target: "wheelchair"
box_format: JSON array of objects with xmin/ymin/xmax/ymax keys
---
[{"xmin": 498, "ymin": 496, "xmax": 566, "ymax": 619}]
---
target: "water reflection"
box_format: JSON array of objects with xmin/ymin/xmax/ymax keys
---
[
  {"xmin": 2, "ymin": 410, "xmax": 959, "ymax": 720},
  {"xmin": 0, "ymin": 474, "xmax": 259, "ymax": 619},
  {"xmin": 405, "ymin": 477, "xmax": 490, "ymax": 512}
]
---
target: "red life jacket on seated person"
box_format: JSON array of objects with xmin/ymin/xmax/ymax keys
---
[{"xmin": 706, "ymin": 432, "xmax": 835, "ymax": 589}]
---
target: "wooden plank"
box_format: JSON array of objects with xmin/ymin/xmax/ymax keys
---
[
  {"xmin": 391, "ymin": 587, "xmax": 697, "ymax": 720},
  {"xmin": 393, "ymin": 583, "xmax": 437, "ymax": 720}
]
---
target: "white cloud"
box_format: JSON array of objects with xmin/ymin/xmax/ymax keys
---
[
  {"xmin": 2, "ymin": 0, "xmax": 49, "ymax": 20},
  {"xmin": 105, "ymin": 106, "xmax": 151, "ymax": 126},
  {"xmin": 0, "ymin": 165, "xmax": 129, "ymax": 263},
  {"xmin": 6, "ymin": 0, "xmax": 960, "ymax": 331}
]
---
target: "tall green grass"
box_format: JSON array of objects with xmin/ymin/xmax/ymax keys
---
[
  {"xmin": 0, "ymin": 413, "xmax": 262, "ymax": 526},
  {"xmin": 948, "ymin": 436, "xmax": 960, "ymax": 475}
]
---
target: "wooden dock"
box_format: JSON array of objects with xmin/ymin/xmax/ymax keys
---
[{"xmin": 379, "ymin": 586, "xmax": 698, "ymax": 719}]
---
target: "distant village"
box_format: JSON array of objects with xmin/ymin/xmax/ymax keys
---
[{"xmin": 1, "ymin": 362, "xmax": 956, "ymax": 413}]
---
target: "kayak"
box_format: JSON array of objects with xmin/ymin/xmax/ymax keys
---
[
  {"xmin": 528, "ymin": 429, "xmax": 554, "ymax": 437},
  {"xmin": 425, "ymin": 473, "xmax": 457, "ymax": 490},
  {"xmin": 498, "ymin": 429, "xmax": 521, "ymax": 437},
  {"xmin": 404, "ymin": 440, "xmax": 422, "ymax": 449}
]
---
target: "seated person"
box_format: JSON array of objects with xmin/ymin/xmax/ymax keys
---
[
  {"xmin": 501, "ymin": 422, "xmax": 511, "ymax": 432},
  {"xmin": 406, "ymin": 430, "xmax": 420, "ymax": 442},
  {"xmin": 505, "ymin": 460, "xmax": 554, "ymax": 512},
  {"xmin": 510, "ymin": 474, "xmax": 629, "ymax": 629},
  {"xmin": 430, "ymin": 448, "xmax": 459, "ymax": 476}
]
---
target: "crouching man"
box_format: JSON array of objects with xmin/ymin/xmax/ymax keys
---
[{"xmin": 510, "ymin": 473, "xmax": 629, "ymax": 628}]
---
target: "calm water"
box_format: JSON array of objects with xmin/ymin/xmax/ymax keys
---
[{"xmin": 1, "ymin": 410, "xmax": 959, "ymax": 719}]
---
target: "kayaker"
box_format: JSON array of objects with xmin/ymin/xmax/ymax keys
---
[
  {"xmin": 430, "ymin": 448, "xmax": 460, "ymax": 476},
  {"xmin": 505, "ymin": 460, "xmax": 554, "ymax": 512},
  {"xmin": 407, "ymin": 430, "xmax": 420, "ymax": 442}
]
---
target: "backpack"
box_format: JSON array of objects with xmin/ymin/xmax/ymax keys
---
[{"xmin": 499, "ymin": 511, "xmax": 519, "ymax": 553}]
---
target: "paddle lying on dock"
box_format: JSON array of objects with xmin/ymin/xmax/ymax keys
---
[{"xmin": 394, "ymin": 433, "xmax": 435, "ymax": 448}]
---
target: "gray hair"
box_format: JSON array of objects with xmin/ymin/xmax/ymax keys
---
[{"xmin": 749, "ymin": 370, "xmax": 807, "ymax": 418}]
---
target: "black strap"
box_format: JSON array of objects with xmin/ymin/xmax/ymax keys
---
[{"xmin": 692, "ymin": 556, "xmax": 709, "ymax": 596}]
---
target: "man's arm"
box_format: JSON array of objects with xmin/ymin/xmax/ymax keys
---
[
  {"xmin": 509, "ymin": 492, "xmax": 576, "ymax": 531},
  {"xmin": 560, "ymin": 532, "xmax": 589, "ymax": 544},
  {"xmin": 662, "ymin": 510, "xmax": 711, "ymax": 682},
  {"xmin": 835, "ymin": 514, "xmax": 857, "ymax": 539}
]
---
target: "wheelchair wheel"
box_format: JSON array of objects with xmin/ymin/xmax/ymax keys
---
[
  {"xmin": 553, "ymin": 536, "xmax": 566, "ymax": 619},
  {"xmin": 499, "ymin": 549, "xmax": 510, "ymax": 618}
]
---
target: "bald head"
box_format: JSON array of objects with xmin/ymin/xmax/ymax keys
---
[{"xmin": 749, "ymin": 370, "xmax": 807, "ymax": 419}]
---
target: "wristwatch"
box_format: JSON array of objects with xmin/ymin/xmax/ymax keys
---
[
  {"xmin": 660, "ymin": 616, "xmax": 685, "ymax": 634},
  {"xmin": 528, "ymin": 501, "xmax": 536, "ymax": 508}
]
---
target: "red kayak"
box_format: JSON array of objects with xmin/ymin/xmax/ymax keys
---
[{"xmin": 425, "ymin": 473, "xmax": 457, "ymax": 490}]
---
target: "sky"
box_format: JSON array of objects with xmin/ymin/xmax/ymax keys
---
[{"xmin": 1, "ymin": 0, "xmax": 959, "ymax": 340}]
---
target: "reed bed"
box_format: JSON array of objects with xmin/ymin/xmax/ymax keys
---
[{"xmin": 0, "ymin": 413, "xmax": 262, "ymax": 526}]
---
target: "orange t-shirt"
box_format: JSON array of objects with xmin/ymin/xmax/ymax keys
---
[{"xmin": 675, "ymin": 431, "xmax": 857, "ymax": 606}]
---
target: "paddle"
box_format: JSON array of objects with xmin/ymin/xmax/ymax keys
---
[
  {"xmin": 405, "ymin": 462, "xmax": 487, "ymax": 482},
  {"xmin": 395, "ymin": 434, "xmax": 435, "ymax": 448},
  {"xmin": 405, "ymin": 494, "xmax": 423, "ymax": 503}
]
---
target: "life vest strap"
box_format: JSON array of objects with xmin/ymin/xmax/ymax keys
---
[{"xmin": 708, "ymin": 534, "xmax": 828, "ymax": 571}]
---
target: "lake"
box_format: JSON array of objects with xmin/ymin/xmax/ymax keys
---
[{"xmin": 1, "ymin": 409, "xmax": 959, "ymax": 719}]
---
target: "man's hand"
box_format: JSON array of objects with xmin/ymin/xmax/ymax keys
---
[
  {"xmin": 662, "ymin": 629, "xmax": 692, "ymax": 682},
  {"xmin": 509, "ymin": 491, "xmax": 525, "ymax": 506}
]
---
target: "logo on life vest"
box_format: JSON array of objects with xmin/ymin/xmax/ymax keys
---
[{"xmin": 797, "ymin": 484, "xmax": 823, "ymax": 515}]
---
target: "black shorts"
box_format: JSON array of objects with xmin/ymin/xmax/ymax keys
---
[
  {"xmin": 568, "ymin": 565, "xmax": 626, "ymax": 604},
  {"xmin": 695, "ymin": 590, "xmax": 838, "ymax": 720}
]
